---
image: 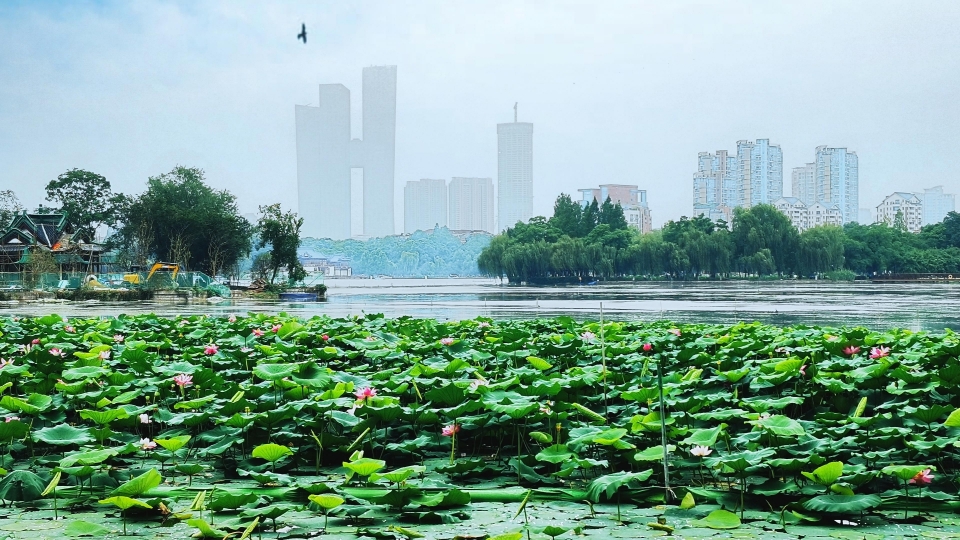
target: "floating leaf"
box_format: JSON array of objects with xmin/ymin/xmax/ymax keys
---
[{"xmin": 691, "ymin": 509, "xmax": 741, "ymax": 529}]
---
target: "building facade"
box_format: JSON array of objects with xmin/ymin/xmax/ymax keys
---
[
  {"xmin": 296, "ymin": 66, "xmax": 397, "ymax": 240},
  {"xmin": 692, "ymin": 150, "xmax": 737, "ymax": 222},
  {"xmin": 448, "ymin": 177, "xmax": 495, "ymax": 233},
  {"xmin": 773, "ymin": 198, "xmax": 842, "ymax": 232},
  {"xmin": 497, "ymin": 117, "xmax": 533, "ymax": 232},
  {"xmin": 737, "ymin": 139, "xmax": 783, "ymax": 207},
  {"xmin": 791, "ymin": 163, "xmax": 816, "ymax": 206},
  {"xmin": 579, "ymin": 184, "xmax": 652, "ymax": 234},
  {"xmin": 917, "ymin": 186, "xmax": 956, "ymax": 226},
  {"xmin": 877, "ymin": 192, "xmax": 924, "ymax": 233},
  {"xmin": 403, "ymin": 179, "xmax": 448, "ymax": 234},
  {"xmin": 693, "ymin": 140, "xmax": 781, "ymax": 220},
  {"xmin": 814, "ymin": 146, "xmax": 858, "ymax": 224}
]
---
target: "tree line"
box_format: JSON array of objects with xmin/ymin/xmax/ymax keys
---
[
  {"xmin": 0, "ymin": 167, "xmax": 304, "ymax": 284},
  {"xmin": 478, "ymin": 193, "xmax": 960, "ymax": 283}
]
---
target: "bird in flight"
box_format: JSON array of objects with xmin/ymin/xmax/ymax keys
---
[{"xmin": 298, "ymin": 23, "xmax": 307, "ymax": 44}]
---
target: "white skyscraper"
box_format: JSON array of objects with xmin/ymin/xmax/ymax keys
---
[
  {"xmin": 814, "ymin": 146, "xmax": 858, "ymax": 224},
  {"xmin": 497, "ymin": 107, "xmax": 533, "ymax": 232},
  {"xmin": 737, "ymin": 139, "xmax": 783, "ymax": 207},
  {"xmin": 296, "ymin": 66, "xmax": 397, "ymax": 240},
  {"xmin": 448, "ymin": 177, "xmax": 495, "ymax": 233},
  {"xmin": 404, "ymin": 179, "xmax": 447, "ymax": 234},
  {"xmin": 917, "ymin": 186, "xmax": 956, "ymax": 226},
  {"xmin": 791, "ymin": 162, "xmax": 816, "ymax": 206}
]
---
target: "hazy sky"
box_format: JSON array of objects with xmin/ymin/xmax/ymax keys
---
[{"xmin": 2, "ymin": 1, "xmax": 959, "ymax": 232}]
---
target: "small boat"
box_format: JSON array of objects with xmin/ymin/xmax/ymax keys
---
[{"xmin": 279, "ymin": 292, "xmax": 319, "ymax": 301}]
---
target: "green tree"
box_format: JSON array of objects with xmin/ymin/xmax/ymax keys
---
[
  {"xmin": 257, "ymin": 204, "xmax": 306, "ymax": 285},
  {"xmin": 579, "ymin": 198, "xmax": 600, "ymax": 237},
  {"xmin": 45, "ymin": 169, "xmax": 124, "ymax": 235},
  {"xmin": 548, "ymin": 194, "xmax": 583, "ymax": 237},
  {"xmin": 598, "ymin": 197, "xmax": 628, "ymax": 231},
  {"xmin": 731, "ymin": 205, "xmax": 800, "ymax": 276},
  {"xmin": 115, "ymin": 166, "xmax": 253, "ymax": 275},
  {"xmin": 0, "ymin": 190, "xmax": 23, "ymax": 228},
  {"xmin": 797, "ymin": 225, "xmax": 845, "ymax": 276},
  {"xmin": 893, "ymin": 209, "xmax": 907, "ymax": 233}
]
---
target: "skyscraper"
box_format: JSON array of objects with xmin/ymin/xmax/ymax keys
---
[
  {"xmin": 814, "ymin": 146, "xmax": 858, "ymax": 224},
  {"xmin": 497, "ymin": 107, "xmax": 533, "ymax": 232},
  {"xmin": 737, "ymin": 139, "xmax": 783, "ymax": 207},
  {"xmin": 448, "ymin": 177, "xmax": 495, "ymax": 233},
  {"xmin": 791, "ymin": 162, "xmax": 816, "ymax": 206},
  {"xmin": 403, "ymin": 179, "xmax": 447, "ymax": 234},
  {"xmin": 693, "ymin": 150, "xmax": 736, "ymax": 220},
  {"xmin": 296, "ymin": 66, "xmax": 397, "ymax": 240}
]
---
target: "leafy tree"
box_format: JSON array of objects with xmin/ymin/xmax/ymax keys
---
[
  {"xmin": 115, "ymin": 166, "xmax": 252, "ymax": 275},
  {"xmin": 45, "ymin": 169, "xmax": 124, "ymax": 235},
  {"xmin": 598, "ymin": 197, "xmax": 628, "ymax": 231},
  {"xmin": 0, "ymin": 190, "xmax": 24, "ymax": 228},
  {"xmin": 549, "ymin": 194, "xmax": 583, "ymax": 237},
  {"xmin": 256, "ymin": 204, "xmax": 306, "ymax": 285},
  {"xmin": 579, "ymin": 199, "xmax": 600, "ymax": 237},
  {"xmin": 731, "ymin": 205, "xmax": 799, "ymax": 276},
  {"xmin": 893, "ymin": 210, "xmax": 907, "ymax": 233},
  {"xmin": 798, "ymin": 226, "xmax": 845, "ymax": 276}
]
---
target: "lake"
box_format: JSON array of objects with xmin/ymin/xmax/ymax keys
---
[{"xmin": 2, "ymin": 278, "xmax": 959, "ymax": 331}]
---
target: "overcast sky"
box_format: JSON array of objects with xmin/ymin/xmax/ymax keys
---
[{"xmin": 2, "ymin": 1, "xmax": 959, "ymax": 232}]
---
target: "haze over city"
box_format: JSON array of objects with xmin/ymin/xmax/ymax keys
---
[{"xmin": 2, "ymin": 1, "xmax": 959, "ymax": 231}]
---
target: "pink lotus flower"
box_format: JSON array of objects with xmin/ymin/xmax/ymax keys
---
[
  {"xmin": 909, "ymin": 469, "xmax": 934, "ymax": 485},
  {"xmin": 252, "ymin": 329, "xmax": 264, "ymax": 337},
  {"xmin": 469, "ymin": 379, "xmax": 489, "ymax": 392},
  {"xmin": 98, "ymin": 350, "xmax": 111, "ymax": 360},
  {"xmin": 204, "ymin": 344, "xmax": 218, "ymax": 355},
  {"xmin": 668, "ymin": 328, "xmax": 681, "ymax": 336},
  {"xmin": 580, "ymin": 331, "xmax": 596, "ymax": 342},
  {"xmin": 539, "ymin": 401, "xmax": 553, "ymax": 415},
  {"xmin": 478, "ymin": 322, "xmax": 491, "ymax": 328},
  {"xmin": 365, "ymin": 336, "xmax": 376, "ymax": 342},
  {"xmin": 5, "ymin": 416, "xmax": 19, "ymax": 423},
  {"xmin": 690, "ymin": 445, "xmax": 712, "ymax": 457},
  {"xmin": 140, "ymin": 438, "xmax": 157, "ymax": 450},
  {"xmin": 354, "ymin": 387, "xmax": 377, "ymax": 400},
  {"xmin": 113, "ymin": 334, "xmax": 125, "ymax": 343},
  {"xmin": 642, "ymin": 343, "xmax": 653, "ymax": 352},
  {"xmin": 321, "ymin": 334, "xmax": 330, "ymax": 341},
  {"xmin": 49, "ymin": 348, "xmax": 65, "ymax": 358},
  {"xmin": 799, "ymin": 364, "xmax": 807, "ymax": 376},
  {"xmin": 228, "ymin": 315, "xmax": 237, "ymax": 323},
  {"xmin": 843, "ymin": 345, "xmax": 861, "ymax": 356},
  {"xmin": 240, "ymin": 347, "xmax": 253, "ymax": 353},
  {"xmin": 31, "ymin": 338, "xmax": 40, "ymax": 345},
  {"xmin": 441, "ymin": 424, "xmax": 461, "ymax": 437},
  {"xmin": 440, "ymin": 337, "xmax": 455, "ymax": 346},
  {"xmin": 65, "ymin": 325, "xmax": 75, "ymax": 333},
  {"xmin": 173, "ymin": 373, "xmax": 193, "ymax": 387},
  {"xmin": 139, "ymin": 413, "xmax": 152, "ymax": 424},
  {"xmin": 271, "ymin": 324, "xmax": 282, "ymax": 333},
  {"xmin": 870, "ymin": 346, "xmax": 890, "ymax": 359}
]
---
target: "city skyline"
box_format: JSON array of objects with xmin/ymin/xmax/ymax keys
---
[{"xmin": 2, "ymin": 2, "xmax": 960, "ymax": 232}]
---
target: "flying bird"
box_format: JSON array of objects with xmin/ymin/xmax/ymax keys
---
[{"xmin": 298, "ymin": 23, "xmax": 307, "ymax": 44}]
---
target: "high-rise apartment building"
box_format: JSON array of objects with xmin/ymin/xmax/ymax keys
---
[
  {"xmin": 579, "ymin": 184, "xmax": 652, "ymax": 234},
  {"xmin": 916, "ymin": 186, "xmax": 956, "ymax": 226},
  {"xmin": 814, "ymin": 146, "xmax": 858, "ymax": 224},
  {"xmin": 692, "ymin": 140, "xmax": 781, "ymax": 220},
  {"xmin": 497, "ymin": 108, "xmax": 533, "ymax": 232},
  {"xmin": 448, "ymin": 177, "xmax": 495, "ymax": 233},
  {"xmin": 403, "ymin": 179, "xmax": 447, "ymax": 234},
  {"xmin": 296, "ymin": 66, "xmax": 397, "ymax": 240},
  {"xmin": 791, "ymin": 163, "xmax": 816, "ymax": 206}
]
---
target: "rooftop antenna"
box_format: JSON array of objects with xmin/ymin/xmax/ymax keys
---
[{"xmin": 513, "ymin": 102, "xmax": 518, "ymax": 122}]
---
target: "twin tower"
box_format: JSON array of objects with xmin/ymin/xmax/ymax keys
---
[{"xmin": 296, "ymin": 66, "xmax": 397, "ymax": 240}]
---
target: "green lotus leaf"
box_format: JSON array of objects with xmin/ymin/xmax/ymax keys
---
[
  {"xmin": 412, "ymin": 488, "xmax": 471, "ymax": 507},
  {"xmin": 801, "ymin": 461, "xmax": 843, "ymax": 486},
  {"xmin": 61, "ymin": 448, "xmax": 118, "ymax": 467},
  {"xmin": 540, "ymin": 526, "xmax": 568, "ymax": 538},
  {"xmin": 155, "ymin": 435, "xmax": 191, "ymax": 452},
  {"xmin": 60, "ymin": 366, "xmax": 108, "ymax": 381},
  {"xmin": 943, "ymin": 408, "xmax": 960, "ymax": 427},
  {"xmin": 112, "ymin": 468, "xmax": 162, "ymax": 497},
  {"xmin": 0, "ymin": 420, "xmax": 29, "ymax": 441},
  {"xmin": 591, "ymin": 428, "xmax": 627, "ymax": 445},
  {"xmin": 64, "ymin": 520, "xmax": 112, "ymax": 537},
  {"xmin": 424, "ymin": 383, "xmax": 466, "ymax": 406},
  {"xmin": 343, "ymin": 457, "xmax": 386, "ymax": 477},
  {"xmin": 308, "ymin": 494, "xmax": 345, "ymax": 510},
  {"xmin": 185, "ymin": 518, "xmax": 227, "ymax": 538},
  {"xmin": 251, "ymin": 443, "xmax": 293, "ymax": 463},
  {"xmin": 526, "ymin": 356, "xmax": 553, "ymax": 370},
  {"xmin": 0, "ymin": 394, "xmax": 53, "ymax": 414},
  {"xmin": 530, "ymin": 431, "xmax": 553, "ymax": 444},
  {"xmin": 881, "ymin": 464, "xmax": 935, "ymax": 482},
  {"xmin": 691, "ymin": 509, "xmax": 741, "ymax": 529},
  {"xmin": 585, "ymin": 470, "xmax": 653, "ymax": 502},
  {"xmin": 802, "ymin": 494, "xmax": 881, "ymax": 513},
  {"xmin": 207, "ymin": 491, "xmax": 258, "ymax": 511},
  {"xmin": 253, "ymin": 363, "xmax": 299, "ymax": 381},
  {"xmin": 756, "ymin": 415, "xmax": 806, "ymax": 437},
  {"xmin": 174, "ymin": 395, "xmax": 217, "ymax": 410},
  {"xmin": 0, "ymin": 469, "xmax": 46, "ymax": 501},
  {"xmin": 370, "ymin": 465, "xmax": 425, "ymax": 484},
  {"xmin": 276, "ymin": 321, "xmax": 305, "ymax": 340},
  {"xmin": 682, "ymin": 424, "xmax": 727, "ymax": 447},
  {"xmin": 99, "ymin": 495, "xmax": 152, "ymax": 511},
  {"xmin": 535, "ymin": 444, "xmax": 574, "ymax": 464},
  {"xmin": 79, "ymin": 408, "xmax": 129, "ymax": 425}
]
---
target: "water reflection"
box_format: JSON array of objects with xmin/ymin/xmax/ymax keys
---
[{"xmin": 2, "ymin": 278, "xmax": 958, "ymax": 331}]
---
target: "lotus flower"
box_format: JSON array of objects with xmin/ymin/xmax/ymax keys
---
[
  {"xmin": 5, "ymin": 416, "xmax": 19, "ymax": 423},
  {"xmin": 31, "ymin": 338, "xmax": 40, "ymax": 344},
  {"xmin": 204, "ymin": 344, "xmax": 218, "ymax": 355},
  {"xmin": 440, "ymin": 337, "xmax": 455, "ymax": 346},
  {"xmin": 580, "ymin": 331, "xmax": 596, "ymax": 342},
  {"xmin": 642, "ymin": 343, "xmax": 653, "ymax": 352},
  {"xmin": 870, "ymin": 346, "xmax": 890, "ymax": 359},
  {"xmin": 354, "ymin": 387, "xmax": 377, "ymax": 400},
  {"xmin": 690, "ymin": 445, "xmax": 712, "ymax": 457},
  {"xmin": 539, "ymin": 401, "xmax": 553, "ymax": 415},
  {"xmin": 139, "ymin": 413, "xmax": 152, "ymax": 424},
  {"xmin": 365, "ymin": 336, "xmax": 376, "ymax": 342},
  {"xmin": 49, "ymin": 348, "xmax": 65, "ymax": 357},
  {"xmin": 99, "ymin": 350, "xmax": 111, "ymax": 360},
  {"xmin": 113, "ymin": 334, "xmax": 125, "ymax": 342},
  {"xmin": 240, "ymin": 347, "xmax": 253, "ymax": 353},
  {"xmin": 478, "ymin": 321, "xmax": 491, "ymax": 328},
  {"xmin": 252, "ymin": 329, "xmax": 264, "ymax": 337},
  {"xmin": 140, "ymin": 438, "xmax": 157, "ymax": 450},
  {"xmin": 799, "ymin": 364, "xmax": 807, "ymax": 376},
  {"xmin": 669, "ymin": 328, "xmax": 681, "ymax": 336},
  {"xmin": 173, "ymin": 373, "xmax": 193, "ymax": 387},
  {"xmin": 321, "ymin": 334, "xmax": 330, "ymax": 341},
  {"xmin": 469, "ymin": 379, "xmax": 489, "ymax": 392},
  {"xmin": 843, "ymin": 345, "xmax": 861, "ymax": 356},
  {"xmin": 228, "ymin": 315, "xmax": 237, "ymax": 323},
  {"xmin": 65, "ymin": 325, "xmax": 75, "ymax": 333},
  {"xmin": 0, "ymin": 358, "xmax": 12, "ymax": 370},
  {"xmin": 909, "ymin": 469, "xmax": 934, "ymax": 485},
  {"xmin": 271, "ymin": 324, "xmax": 282, "ymax": 333},
  {"xmin": 442, "ymin": 424, "xmax": 461, "ymax": 437}
]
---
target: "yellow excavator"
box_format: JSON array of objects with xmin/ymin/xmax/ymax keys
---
[{"xmin": 123, "ymin": 262, "xmax": 180, "ymax": 286}]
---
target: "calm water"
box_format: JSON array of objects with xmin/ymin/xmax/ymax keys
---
[{"xmin": 2, "ymin": 278, "xmax": 959, "ymax": 331}]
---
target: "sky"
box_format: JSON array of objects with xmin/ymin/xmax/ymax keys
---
[{"xmin": 1, "ymin": 0, "xmax": 959, "ymax": 233}]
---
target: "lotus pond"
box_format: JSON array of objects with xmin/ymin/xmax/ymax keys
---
[{"xmin": 1, "ymin": 313, "xmax": 960, "ymax": 539}]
